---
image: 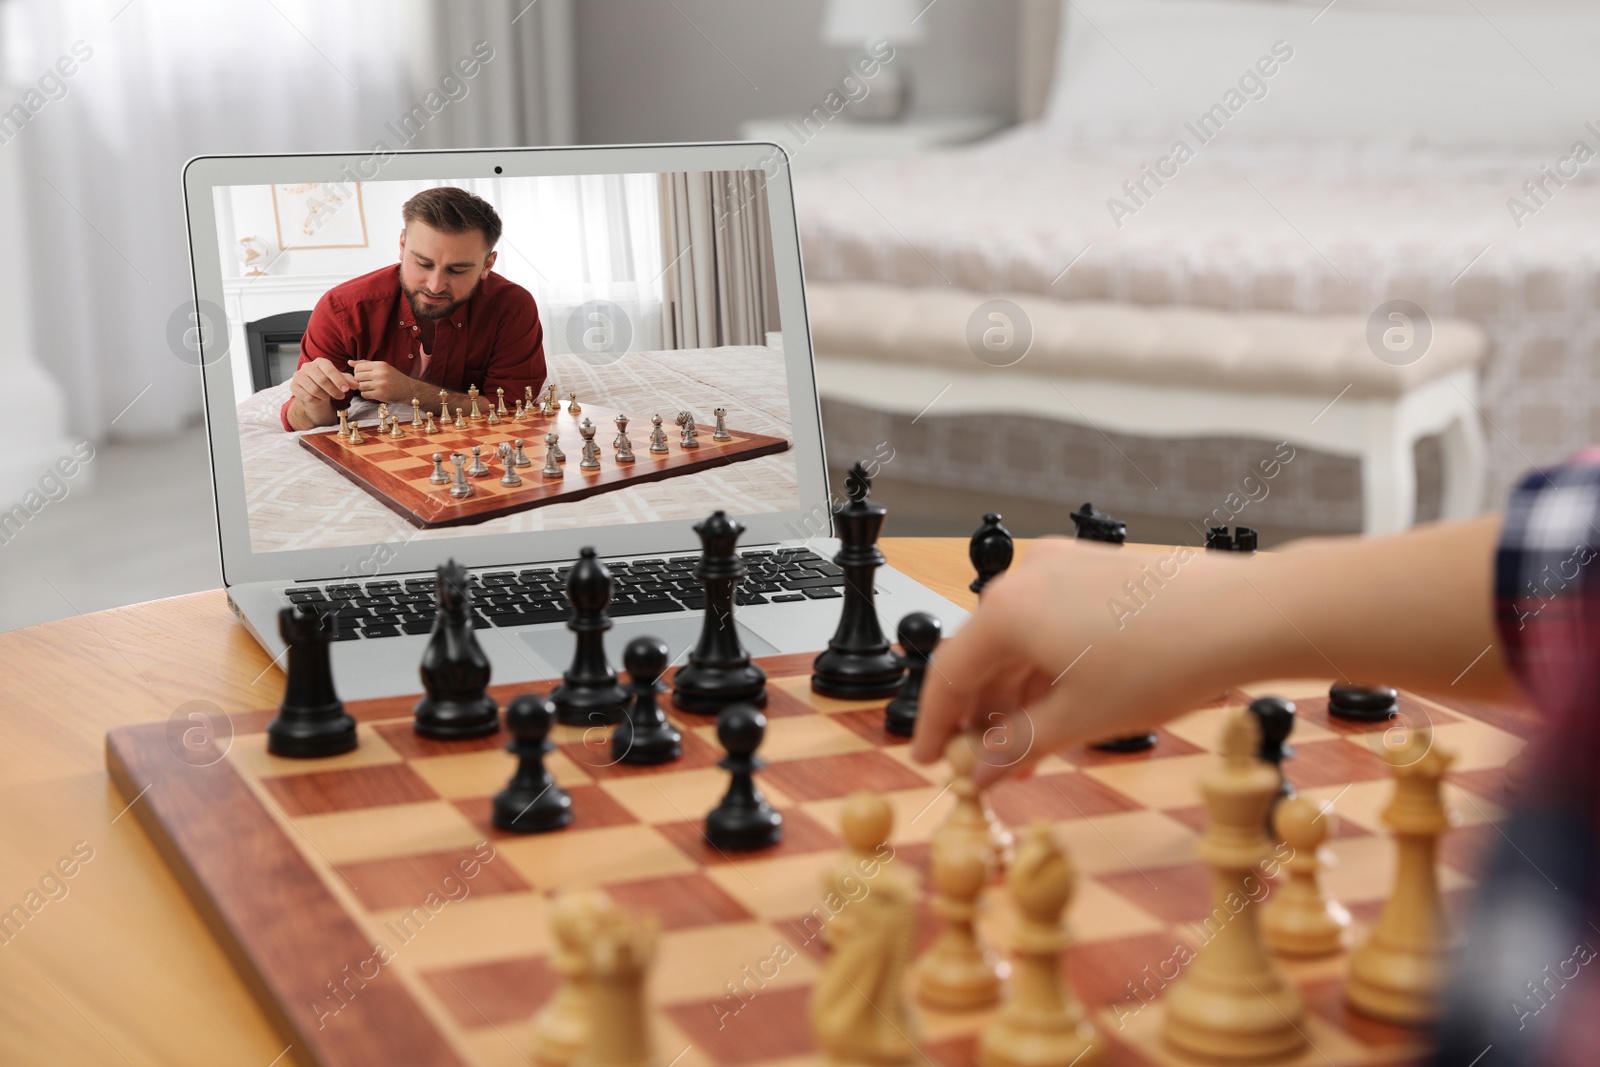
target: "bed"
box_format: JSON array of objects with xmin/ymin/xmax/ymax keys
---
[{"xmin": 797, "ymin": 0, "xmax": 1600, "ymax": 529}]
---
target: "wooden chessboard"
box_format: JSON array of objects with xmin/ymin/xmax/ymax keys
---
[
  {"xmin": 299, "ymin": 402, "xmax": 790, "ymax": 529},
  {"xmin": 104, "ymin": 654, "xmax": 1522, "ymax": 1067}
]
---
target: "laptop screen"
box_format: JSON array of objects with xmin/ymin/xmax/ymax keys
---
[{"xmin": 206, "ymin": 169, "xmax": 803, "ymax": 563}]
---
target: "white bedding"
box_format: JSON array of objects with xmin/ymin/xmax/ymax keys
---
[
  {"xmin": 796, "ymin": 126, "xmax": 1600, "ymax": 507},
  {"xmin": 237, "ymin": 346, "xmax": 797, "ymax": 553}
]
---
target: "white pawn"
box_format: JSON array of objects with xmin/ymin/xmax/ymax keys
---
[
  {"xmin": 466, "ymin": 445, "xmax": 489, "ymax": 477},
  {"xmin": 916, "ymin": 824, "xmax": 1004, "ymax": 1010},
  {"xmin": 648, "ymin": 414, "xmax": 669, "ymax": 454},
  {"xmin": 1262, "ymin": 796, "xmax": 1350, "ymax": 957},
  {"xmin": 542, "ymin": 432, "xmax": 564, "ymax": 478},
  {"xmin": 512, "ymin": 438, "xmax": 532, "ymax": 467},
  {"xmin": 429, "ymin": 452, "xmax": 450, "ymax": 485},
  {"xmin": 978, "ymin": 824, "xmax": 1101, "ymax": 1067}
]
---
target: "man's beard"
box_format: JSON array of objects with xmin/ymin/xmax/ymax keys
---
[{"xmin": 404, "ymin": 280, "xmax": 475, "ymax": 321}]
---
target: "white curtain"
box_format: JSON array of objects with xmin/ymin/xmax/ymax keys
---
[
  {"xmin": 459, "ymin": 174, "xmax": 666, "ymax": 355},
  {"xmin": 5, "ymin": 0, "xmax": 574, "ymax": 440}
]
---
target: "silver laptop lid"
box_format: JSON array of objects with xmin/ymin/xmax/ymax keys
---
[{"xmin": 182, "ymin": 144, "xmax": 828, "ymax": 590}]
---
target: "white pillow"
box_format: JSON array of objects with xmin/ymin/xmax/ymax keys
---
[{"xmin": 1042, "ymin": 0, "xmax": 1600, "ymax": 150}]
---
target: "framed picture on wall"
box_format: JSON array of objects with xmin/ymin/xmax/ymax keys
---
[{"xmin": 271, "ymin": 183, "xmax": 369, "ymax": 250}]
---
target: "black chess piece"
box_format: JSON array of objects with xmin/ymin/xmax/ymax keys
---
[
  {"xmin": 1248, "ymin": 695, "xmax": 1297, "ymax": 827},
  {"xmin": 968, "ymin": 512, "xmax": 1014, "ymax": 596},
  {"xmin": 1206, "ymin": 525, "xmax": 1259, "ymax": 553},
  {"xmin": 885, "ymin": 612, "xmax": 940, "ymax": 737},
  {"xmin": 1070, "ymin": 502, "xmax": 1127, "ymax": 544},
  {"xmin": 267, "ymin": 604, "xmax": 358, "ymax": 758},
  {"xmin": 550, "ymin": 548, "xmax": 630, "ymax": 727},
  {"xmin": 493, "ymin": 693, "xmax": 573, "ymax": 833},
  {"xmin": 1074, "ymin": 504, "xmax": 1157, "ymax": 753},
  {"xmin": 673, "ymin": 511, "xmax": 768, "ymax": 714},
  {"xmin": 614, "ymin": 636, "xmax": 682, "ymax": 765},
  {"xmin": 811, "ymin": 462, "xmax": 905, "ymax": 699},
  {"xmin": 1327, "ymin": 683, "xmax": 1400, "ymax": 722},
  {"xmin": 705, "ymin": 703, "xmax": 783, "ymax": 851},
  {"xmin": 414, "ymin": 560, "xmax": 500, "ymax": 739}
]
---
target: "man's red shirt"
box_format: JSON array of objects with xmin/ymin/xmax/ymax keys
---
[{"xmin": 280, "ymin": 264, "xmax": 546, "ymax": 430}]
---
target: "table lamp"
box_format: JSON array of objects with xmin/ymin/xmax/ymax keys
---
[{"xmin": 823, "ymin": 0, "xmax": 927, "ymax": 122}]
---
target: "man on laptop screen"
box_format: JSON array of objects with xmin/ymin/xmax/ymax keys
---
[{"xmin": 280, "ymin": 186, "xmax": 546, "ymax": 431}]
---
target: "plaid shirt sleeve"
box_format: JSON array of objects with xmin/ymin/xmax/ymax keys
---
[{"xmin": 1494, "ymin": 447, "xmax": 1600, "ymax": 718}]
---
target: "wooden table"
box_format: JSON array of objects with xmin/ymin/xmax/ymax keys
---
[{"xmin": 0, "ymin": 537, "xmax": 987, "ymax": 1067}]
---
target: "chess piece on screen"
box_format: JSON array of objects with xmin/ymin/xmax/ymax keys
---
[
  {"xmin": 613, "ymin": 636, "xmax": 682, "ymax": 765},
  {"xmin": 705, "ymin": 703, "xmax": 783, "ymax": 850},
  {"xmin": 467, "ymin": 445, "xmax": 489, "ymax": 477},
  {"xmin": 648, "ymin": 414, "xmax": 668, "ymax": 454},
  {"xmin": 348, "ymin": 424, "xmax": 364, "ymax": 444},
  {"xmin": 429, "ymin": 453, "xmax": 449, "ymax": 485},
  {"xmin": 468, "ymin": 384, "xmax": 484, "ymax": 420},
  {"xmin": 388, "ymin": 416, "xmax": 404, "ymax": 439},
  {"xmin": 1161, "ymin": 711, "xmax": 1305, "ymax": 1060},
  {"xmin": 496, "ymin": 387, "xmax": 507, "ymax": 415},
  {"xmin": 811, "ymin": 462, "xmax": 905, "ymax": 699},
  {"xmin": 542, "ymin": 433, "xmax": 564, "ymax": 479},
  {"xmin": 423, "ymin": 412, "xmax": 438, "ymax": 433},
  {"xmin": 968, "ymin": 512, "xmax": 1013, "ymax": 596},
  {"xmin": 811, "ymin": 792, "xmax": 918, "ymax": 1066},
  {"xmin": 337, "ymin": 408, "xmax": 351, "ymax": 439},
  {"xmin": 487, "ymin": 407, "xmax": 501, "ymax": 426},
  {"xmin": 514, "ymin": 399, "xmax": 525, "ymax": 420},
  {"xmin": 454, "ymin": 408, "xmax": 467, "ymax": 429},
  {"xmin": 413, "ymin": 560, "xmax": 500, "ymax": 739},
  {"xmin": 493, "ymin": 693, "xmax": 573, "ymax": 833},
  {"xmin": 498, "ymin": 443, "xmax": 523, "ymax": 487},
  {"xmin": 1345, "ymin": 727, "xmax": 1457, "ymax": 1024},
  {"xmin": 410, "ymin": 396, "xmax": 420, "ymax": 423},
  {"xmin": 676, "ymin": 410, "xmax": 699, "ymax": 449},
  {"xmin": 512, "ymin": 439, "xmax": 532, "ymax": 467},
  {"xmin": 378, "ymin": 402, "xmax": 390, "ymax": 425},
  {"xmin": 579, "ymin": 418, "xmax": 601, "ymax": 471},
  {"xmin": 568, "ymin": 391, "xmax": 581, "ymax": 414},
  {"xmin": 1328, "ymin": 682, "xmax": 1400, "ymax": 722},
  {"xmin": 266, "ymin": 604, "xmax": 358, "ymax": 758},
  {"xmin": 712, "ymin": 407, "xmax": 731, "ymax": 441},
  {"xmin": 1261, "ymin": 796, "xmax": 1350, "ymax": 957},
  {"xmin": 550, "ymin": 548, "xmax": 630, "ymax": 727},
  {"xmin": 577, "ymin": 905, "xmax": 657, "ymax": 1067},
  {"xmin": 672, "ymin": 511, "xmax": 768, "ymax": 713},
  {"xmin": 449, "ymin": 454, "xmax": 474, "ymax": 499},
  {"xmin": 884, "ymin": 612, "xmax": 939, "ymax": 737},
  {"xmin": 917, "ymin": 787, "xmax": 1003, "ymax": 1010},
  {"xmin": 978, "ymin": 823, "xmax": 1101, "ymax": 1067},
  {"xmin": 534, "ymin": 890, "xmax": 611, "ymax": 1067}
]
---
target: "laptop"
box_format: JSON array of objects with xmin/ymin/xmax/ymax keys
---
[{"xmin": 182, "ymin": 143, "xmax": 967, "ymax": 699}]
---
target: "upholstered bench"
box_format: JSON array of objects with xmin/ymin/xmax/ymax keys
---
[{"xmin": 805, "ymin": 282, "xmax": 1489, "ymax": 535}]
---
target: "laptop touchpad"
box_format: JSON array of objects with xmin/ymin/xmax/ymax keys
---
[{"xmin": 520, "ymin": 615, "xmax": 779, "ymax": 674}]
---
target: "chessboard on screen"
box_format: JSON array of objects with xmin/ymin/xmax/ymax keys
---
[{"xmin": 217, "ymin": 172, "xmax": 799, "ymax": 552}]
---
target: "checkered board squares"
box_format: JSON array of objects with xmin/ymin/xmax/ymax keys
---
[
  {"xmin": 298, "ymin": 401, "xmax": 790, "ymax": 529},
  {"xmin": 104, "ymin": 661, "xmax": 1522, "ymax": 1067}
]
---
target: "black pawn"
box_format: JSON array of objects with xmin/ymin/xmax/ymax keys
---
[
  {"xmin": 1248, "ymin": 696, "xmax": 1297, "ymax": 826},
  {"xmin": 414, "ymin": 560, "xmax": 500, "ymax": 739},
  {"xmin": 968, "ymin": 512, "xmax": 1014, "ymax": 596},
  {"xmin": 812, "ymin": 462, "xmax": 905, "ymax": 699},
  {"xmin": 550, "ymin": 548, "xmax": 630, "ymax": 727},
  {"xmin": 673, "ymin": 511, "xmax": 768, "ymax": 714},
  {"xmin": 705, "ymin": 703, "xmax": 783, "ymax": 851},
  {"xmin": 267, "ymin": 604, "xmax": 358, "ymax": 758},
  {"xmin": 615, "ymin": 636, "xmax": 682, "ymax": 765},
  {"xmin": 493, "ymin": 693, "xmax": 573, "ymax": 833},
  {"xmin": 1328, "ymin": 683, "xmax": 1399, "ymax": 722},
  {"xmin": 885, "ymin": 612, "xmax": 941, "ymax": 737},
  {"xmin": 1076, "ymin": 504, "xmax": 1156, "ymax": 753}
]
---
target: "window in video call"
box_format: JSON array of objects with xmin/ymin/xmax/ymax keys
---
[{"xmin": 212, "ymin": 172, "xmax": 797, "ymax": 554}]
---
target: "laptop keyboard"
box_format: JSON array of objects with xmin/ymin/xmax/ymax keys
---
[{"xmin": 281, "ymin": 549, "xmax": 844, "ymax": 640}]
